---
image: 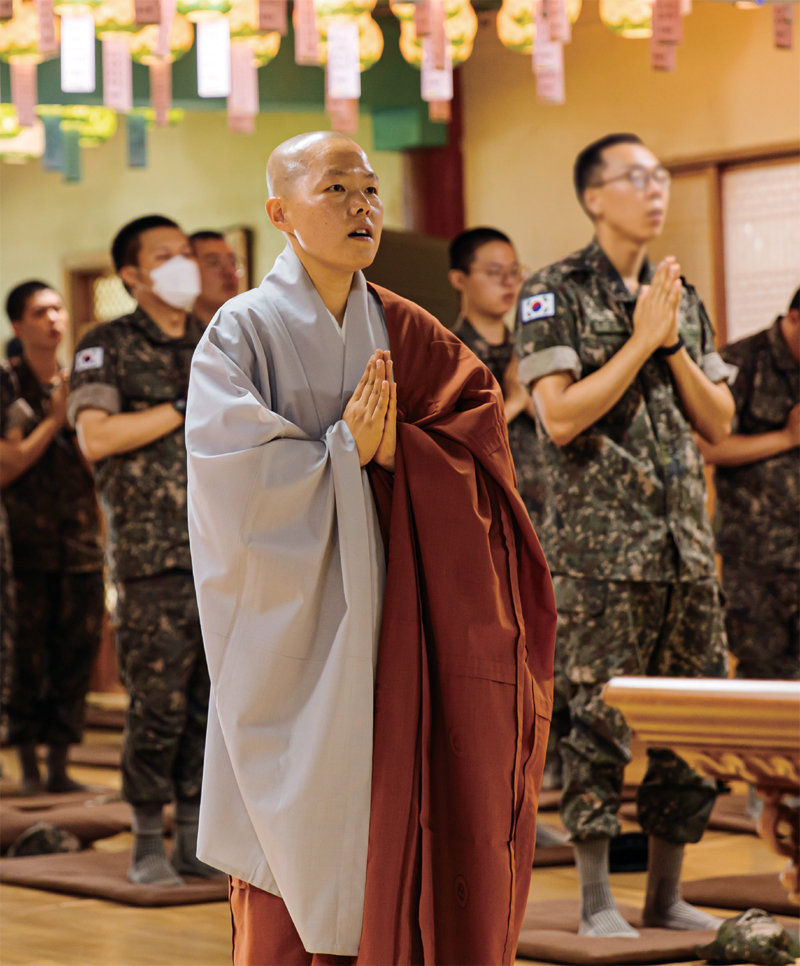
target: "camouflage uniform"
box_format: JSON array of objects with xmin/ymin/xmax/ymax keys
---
[
  {"xmin": 0, "ymin": 356, "xmax": 104, "ymax": 747},
  {"xmin": 714, "ymin": 320, "xmax": 799, "ymax": 680},
  {"xmin": 452, "ymin": 317, "xmax": 568, "ymax": 779},
  {"xmin": 516, "ymin": 240, "xmax": 731, "ymax": 843},
  {"xmin": 68, "ymin": 308, "xmax": 208, "ymax": 806}
]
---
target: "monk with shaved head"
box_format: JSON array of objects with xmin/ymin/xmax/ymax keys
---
[{"xmin": 186, "ymin": 131, "xmax": 556, "ymax": 965}]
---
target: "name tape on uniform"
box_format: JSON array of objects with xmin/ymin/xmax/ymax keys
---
[
  {"xmin": 520, "ymin": 292, "xmax": 556, "ymax": 323},
  {"xmin": 74, "ymin": 346, "xmax": 104, "ymax": 372}
]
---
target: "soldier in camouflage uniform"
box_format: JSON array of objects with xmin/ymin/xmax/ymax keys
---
[
  {"xmin": 68, "ymin": 215, "xmax": 217, "ymax": 887},
  {"xmin": 448, "ymin": 228, "xmax": 568, "ymax": 789},
  {"xmin": 516, "ymin": 134, "xmax": 735, "ymax": 938},
  {"xmin": 698, "ymin": 288, "xmax": 800, "ymax": 681},
  {"xmin": 0, "ymin": 282, "xmax": 105, "ymax": 794}
]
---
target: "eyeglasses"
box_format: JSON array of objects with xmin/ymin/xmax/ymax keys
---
[
  {"xmin": 201, "ymin": 256, "xmax": 242, "ymax": 274},
  {"xmin": 592, "ymin": 165, "xmax": 672, "ymax": 191},
  {"xmin": 472, "ymin": 265, "xmax": 528, "ymax": 284}
]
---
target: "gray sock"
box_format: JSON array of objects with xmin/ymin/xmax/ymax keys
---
[
  {"xmin": 172, "ymin": 800, "xmax": 223, "ymax": 878},
  {"xmin": 128, "ymin": 804, "xmax": 181, "ymax": 886},
  {"xmin": 643, "ymin": 836, "xmax": 722, "ymax": 930},
  {"xmin": 575, "ymin": 837, "xmax": 639, "ymax": 938}
]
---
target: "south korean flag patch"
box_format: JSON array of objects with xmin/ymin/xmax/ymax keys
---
[
  {"xmin": 520, "ymin": 292, "xmax": 556, "ymax": 324},
  {"xmin": 74, "ymin": 346, "xmax": 104, "ymax": 372}
]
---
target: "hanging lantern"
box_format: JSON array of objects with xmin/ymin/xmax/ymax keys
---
[
  {"xmin": 128, "ymin": 11, "xmax": 193, "ymax": 61},
  {"xmin": 0, "ymin": 115, "xmax": 44, "ymax": 161},
  {"xmin": 0, "ymin": 103, "xmax": 23, "ymax": 136},
  {"xmin": 52, "ymin": 0, "xmax": 102, "ymax": 15},
  {"xmin": 94, "ymin": 0, "xmax": 137, "ymax": 38},
  {"xmin": 315, "ymin": 0, "xmax": 376, "ymax": 14},
  {"xmin": 316, "ymin": 10, "xmax": 382, "ymax": 70},
  {"xmin": 497, "ymin": 0, "xmax": 581, "ymax": 56},
  {"xmin": 228, "ymin": 0, "xmax": 281, "ymax": 66},
  {"xmin": 398, "ymin": 0, "xmax": 476, "ymax": 69},
  {"xmin": 0, "ymin": 0, "xmax": 60, "ymax": 60},
  {"xmin": 36, "ymin": 104, "xmax": 118, "ymax": 145},
  {"xmin": 389, "ymin": 0, "xmax": 462, "ymax": 23},
  {"xmin": 599, "ymin": 0, "xmax": 653, "ymax": 37},
  {"xmin": 175, "ymin": 0, "xmax": 231, "ymax": 20}
]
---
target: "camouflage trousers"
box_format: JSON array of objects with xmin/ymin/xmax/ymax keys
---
[
  {"xmin": 721, "ymin": 564, "xmax": 800, "ymax": 680},
  {"xmin": 553, "ymin": 576, "xmax": 728, "ymax": 844},
  {"xmin": 4, "ymin": 569, "xmax": 104, "ymax": 746},
  {"xmin": 115, "ymin": 570, "xmax": 209, "ymax": 806}
]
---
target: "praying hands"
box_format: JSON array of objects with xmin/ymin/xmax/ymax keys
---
[{"xmin": 343, "ymin": 349, "xmax": 397, "ymax": 471}]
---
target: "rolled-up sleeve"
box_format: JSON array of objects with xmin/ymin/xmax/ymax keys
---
[
  {"xmin": 68, "ymin": 328, "xmax": 121, "ymax": 426},
  {"xmin": 515, "ymin": 281, "xmax": 581, "ymax": 388}
]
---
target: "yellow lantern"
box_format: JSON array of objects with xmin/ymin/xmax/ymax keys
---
[
  {"xmin": 599, "ymin": 0, "xmax": 653, "ymax": 38},
  {"xmin": 0, "ymin": 103, "xmax": 23, "ymax": 136},
  {"xmin": 37, "ymin": 104, "xmax": 118, "ymax": 145},
  {"xmin": 390, "ymin": 0, "xmax": 464, "ymax": 23},
  {"xmin": 228, "ymin": 0, "xmax": 282, "ymax": 67},
  {"xmin": 398, "ymin": 0, "xmax": 477, "ymax": 69},
  {"xmin": 497, "ymin": 0, "xmax": 582, "ymax": 56},
  {"xmin": 0, "ymin": 115, "xmax": 44, "ymax": 161},
  {"xmin": 316, "ymin": 10, "xmax": 383, "ymax": 71},
  {"xmin": 315, "ymin": 0, "xmax": 377, "ymax": 15},
  {"xmin": 128, "ymin": 12, "xmax": 193, "ymax": 62},
  {"xmin": 52, "ymin": 0, "xmax": 102, "ymax": 16},
  {"xmin": 0, "ymin": 0, "xmax": 60, "ymax": 62},
  {"xmin": 94, "ymin": 0, "xmax": 138, "ymax": 38},
  {"xmin": 175, "ymin": 0, "xmax": 231, "ymax": 20}
]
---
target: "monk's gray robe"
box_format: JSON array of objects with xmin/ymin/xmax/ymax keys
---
[{"xmin": 185, "ymin": 244, "xmax": 388, "ymax": 955}]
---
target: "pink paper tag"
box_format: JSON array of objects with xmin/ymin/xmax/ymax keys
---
[
  {"xmin": 294, "ymin": 0, "xmax": 319, "ymax": 65},
  {"xmin": 154, "ymin": 0, "xmax": 176, "ymax": 59},
  {"xmin": 34, "ymin": 0, "xmax": 58, "ymax": 54},
  {"xmin": 0, "ymin": 0, "xmax": 13, "ymax": 19},
  {"xmin": 258, "ymin": 0, "xmax": 287, "ymax": 34},
  {"xmin": 414, "ymin": 0, "xmax": 431, "ymax": 37},
  {"xmin": 545, "ymin": 0, "xmax": 570, "ymax": 44},
  {"xmin": 652, "ymin": 0, "xmax": 682, "ymax": 45},
  {"xmin": 325, "ymin": 86, "xmax": 358, "ymax": 133},
  {"xmin": 650, "ymin": 39, "xmax": 677, "ymax": 71},
  {"xmin": 228, "ymin": 42, "xmax": 258, "ymax": 115},
  {"xmin": 535, "ymin": 52, "xmax": 564, "ymax": 103},
  {"xmin": 102, "ymin": 37, "xmax": 133, "ymax": 111},
  {"xmin": 430, "ymin": 0, "xmax": 447, "ymax": 70},
  {"xmin": 134, "ymin": 0, "xmax": 160, "ymax": 23},
  {"xmin": 420, "ymin": 35, "xmax": 452, "ymax": 101},
  {"xmin": 228, "ymin": 112, "xmax": 255, "ymax": 133},
  {"xmin": 326, "ymin": 19, "xmax": 360, "ymax": 100},
  {"xmin": 10, "ymin": 61, "xmax": 37, "ymax": 127},
  {"xmin": 61, "ymin": 13, "xmax": 96, "ymax": 93},
  {"xmin": 774, "ymin": 4, "xmax": 794, "ymax": 49},
  {"xmin": 149, "ymin": 60, "xmax": 172, "ymax": 125},
  {"xmin": 428, "ymin": 99, "xmax": 451, "ymax": 123}
]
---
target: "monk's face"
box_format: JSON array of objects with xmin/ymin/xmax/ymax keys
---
[{"xmin": 276, "ymin": 140, "xmax": 383, "ymax": 277}]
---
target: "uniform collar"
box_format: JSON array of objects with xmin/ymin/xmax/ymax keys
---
[
  {"xmin": 132, "ymin": 305, "xmax": 200, "ymax": 344},
  {"xmin": 574, "ymin": 239, "xmax": 653, "ymax": 304},
  {"xmin": 768, "ymin": 316, "xmax": 798, "ymax": 373}
]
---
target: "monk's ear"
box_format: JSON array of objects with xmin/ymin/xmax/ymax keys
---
[
  {"xmin": 448, "ymin": 269, "xmax": 467, "ymax": 294},
  {"xmin": 266, "ymin": 197, "xmax": 290, "ymax": 232}
]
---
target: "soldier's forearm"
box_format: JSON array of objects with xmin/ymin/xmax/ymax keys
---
[
  {"xmin": 76, "ymin": 404, "xmax": 184, "ymax": 462},
  {"xmin": 0, "ymin": 417, "xmax": 61, "ymax": 488},
  {"xmin": 666, "ymin": 350, "xmax": 734, "ymax": 444},
  {"xmin": 696, "ymin": 429, "xmax": 796, "ymax": 467}
]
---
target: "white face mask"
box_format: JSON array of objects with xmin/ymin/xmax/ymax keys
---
[{"xmin": 149, "ymin": 255, "xmax": 202, "ymax": 311}]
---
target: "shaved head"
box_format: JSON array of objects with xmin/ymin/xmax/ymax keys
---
[{"xmin": 266, "ymin": 131, "xmax": 365, "ymax": 198}]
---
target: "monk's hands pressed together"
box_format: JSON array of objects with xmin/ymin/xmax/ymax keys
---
[
  {"xmin": 344, "ymin": 350, "xmax": 393, "ymax": 467},
  {"xmin": 373, "ymin": 355, "xmax": 397, "ymax": 473},
  {"xmin": 632, "ymin": 256, "xmax": 683, "ymax": 355}
]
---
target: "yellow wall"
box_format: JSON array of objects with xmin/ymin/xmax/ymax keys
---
[
  {"xmin": 460, "ymin": 1, "xmax": 800, "ymax": 274},
  {"xmin": 0, "ymin": 110, "xmax": 405, "ymax": 341}
]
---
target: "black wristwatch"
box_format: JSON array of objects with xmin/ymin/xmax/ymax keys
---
[
  {"xmin": 655, "ymin": 335, "xmax": 684, "ymax": 358},
  {"xmin": 172, "ymin": 397, "xmax": 187, "ymax": 415}
]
